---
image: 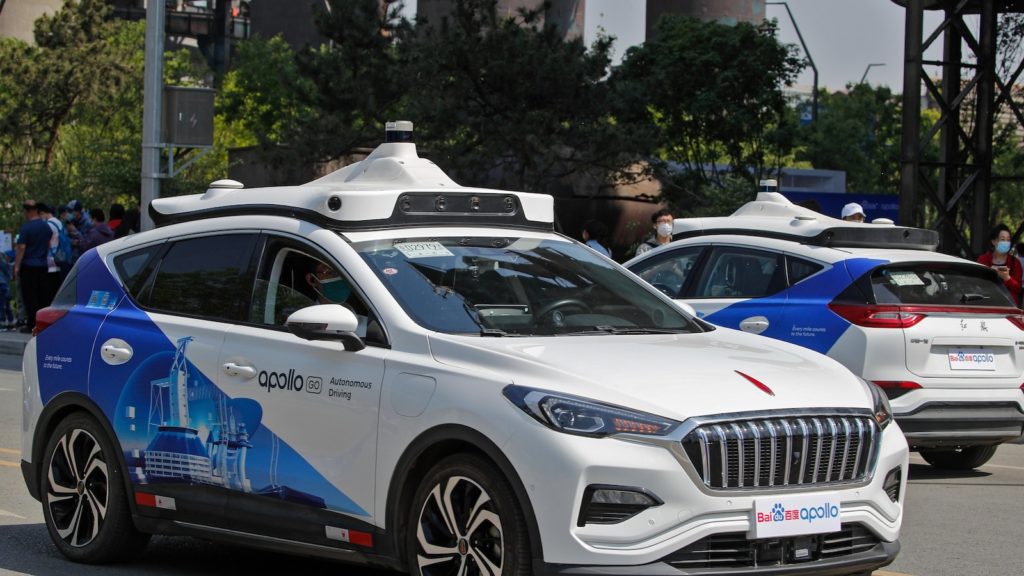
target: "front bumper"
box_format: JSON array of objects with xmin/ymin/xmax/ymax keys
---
[
  {"xmin": 534, "ymin": 534, "xmax": 899, "ymax": 575},
  {"xmin": 504, "ymin": 411, "xmax": 908, "ymax": 567}
]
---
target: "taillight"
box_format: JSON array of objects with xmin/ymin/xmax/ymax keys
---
[
  {"xmin": 1007, "ymin": 314, "xmax": 1024, "ymax": 330},
  {"xmin": 34, "ymin": 307, "xmax": 69, "ymax": 335},
  {"xmin": 873, "ymin": 380, "xmax": 922, "ymax": 400},
  {"xmin": 828, "ymin": 304, "xmax": 926, "ymax": 328}
]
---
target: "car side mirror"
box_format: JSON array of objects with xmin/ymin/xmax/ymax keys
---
[{"xmin": 285, "ymin": 304, "xmax": 365, "ymax": 351}]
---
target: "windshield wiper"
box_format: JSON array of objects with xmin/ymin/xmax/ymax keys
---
[
  {"xmin": 480, "ymin": 328, "xmax": 509, "ymax": 337},
  {"xmin": 563, "ymin": 325, "xmax": 685, "ymax": 335},
  {"xmin": 960, "ymin": 293, "xmax": 989, "ymax": 304}
]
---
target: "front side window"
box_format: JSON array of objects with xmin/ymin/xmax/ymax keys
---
[
  {"xmin": 630, "ymin": 246, "xmax": 704, "ymax": 298},
  {"xmin": 693, "ymin": 247, "xmax": 784, "ymax": 299},
  {"xmin": 144, "ymin": 234, "xmax": 258, "ymax": 322},
  {"xmin": 357, "ymin": 236, "xmax": 701, "ymax": 336},
  {"xmin": 249, "ymin": 237, "xmax": 383, "ymax": 344}
]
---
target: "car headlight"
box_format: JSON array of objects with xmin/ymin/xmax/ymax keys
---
[
  {"xmin": 865, "ymin": 379, "xmax": 893, "ymax": 429},
  {"xmin": 503, "ymin": 385, "xmax": 680, "ymax": 437}
]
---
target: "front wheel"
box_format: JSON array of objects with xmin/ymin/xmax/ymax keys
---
[
  {"xmin": 919, "ymin": 445, "xmax": 998, "ymax": 470},
  {"xmin": 407, "ymin": 454, "xmax": 530, "ymax": 576},
  {"xmin": 40, "ymin": 412, "xmax": 150, "ymax": 563}
]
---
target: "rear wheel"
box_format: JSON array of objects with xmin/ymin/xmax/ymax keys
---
[
  {"xmin": 407, "ymin": 454, "xmax": 530, "ymax": 576},
  {"xmin": 40, "ymin": 412, "xmax": 149, "ymax": 563},
  {"xmin": 919, "ymin": 445, "xmax": 998, "ymax": 470}
]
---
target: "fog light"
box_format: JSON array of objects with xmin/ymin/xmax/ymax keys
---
[
  {"xmin": 883, "ymin": 466, "xmax": 902, "ymax": 503},
  {"xmin": 577, "ymin": 485, "xmax": 662, "ymax": 526}
]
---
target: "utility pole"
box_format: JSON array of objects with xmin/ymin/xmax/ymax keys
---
[{"xmin": 140, "ymin": 0, "xmax": 165, "ymax": 232}]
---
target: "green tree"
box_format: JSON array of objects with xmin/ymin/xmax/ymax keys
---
[
  {"xmin": 796, "ymin": 84, "xmax": 903, "ymax": 193},
  {"xmin": 610, "ymin": 15, "xmax": 802, "ymax": 202},
  {"xmin": 400, "ymin": 0, "xmax": 651, "ymax": 193}
]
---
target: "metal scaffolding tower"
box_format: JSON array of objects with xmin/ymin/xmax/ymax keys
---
[{"xmin": 896, "ymin": 0, "xmax": 1024, "ymax": 257}]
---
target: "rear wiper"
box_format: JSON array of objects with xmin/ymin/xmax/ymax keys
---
[{"xmin": 960, "ymin": 293, "xmax": 989, "ymax": 304}]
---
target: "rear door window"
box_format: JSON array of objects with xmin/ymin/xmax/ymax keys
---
[
  {"xmin": 868, "ymin": 264, "xmax": 1015, "ymax": 307},
  {"xmin": 693, "ymin": 247, "xmax": 785, "ymax": 299},
  {"xmin": 142, "ymin": 234, "xmax": 259, "ymax": 322}
]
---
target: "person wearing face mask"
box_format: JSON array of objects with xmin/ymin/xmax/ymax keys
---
[
  {"xmin": 977, "ymin": 223, "xmax": 1022, "ymax": 306},
  {"xmin": 305, "ymin": 261, "xmax": 367, "ymax": 335},
  {"xmin": 635, "ymin": 208, "xmax": 674, "ymax": 256}
]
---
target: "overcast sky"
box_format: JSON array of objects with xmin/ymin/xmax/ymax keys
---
[{"xmin": 402, "ymin": 1, "xmax": 948, "ymax": 93}]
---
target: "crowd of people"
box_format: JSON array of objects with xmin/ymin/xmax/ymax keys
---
[{"xmin": 3, "ymin": 200, "xmax": 140, "ymax": 333}]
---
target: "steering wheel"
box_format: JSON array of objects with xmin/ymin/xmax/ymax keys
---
[{"xmin": 532, "ymin": 298, "xmax": 592, "ymax": 324}]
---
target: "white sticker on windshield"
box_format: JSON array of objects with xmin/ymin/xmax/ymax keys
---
[
  {"xmin": 394, "ymin": 242, "xmax": 454, "ymax": 258},
  {"xmin": 887, "ymin": 271, "xmax": 924, "ymax": 286}
]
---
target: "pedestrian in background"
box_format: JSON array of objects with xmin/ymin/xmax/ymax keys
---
[
  {"xmin": 0, "ymin": 251, "xmax": 13, "ymax": 330},
  {"xmin": 14, "ymin": 201, "xmax": 57, "ymax": 333},
  {"xmin": 81, "ymin": 208, "xmax": 114, "ymax": 253},
  {"xmin": 841, "ymin": 202, "xmax": 866, "ymax": 222},
  {"xmin": 115, "ymin": 207, "xmax": 141, "ymax": 239},
  {"xmin": 977, "ymin": 223, "xmax": 1022, "ymax": 307},
  {"xmin": 108, "ymin": 203, "xmax": 125, "ymax": 234},
  {"xmin": 635, "ymin": 208, "xmax": 674, "ymax": 256},
  {"xmin": 65, "ymin": 199, "xmax": 92, "ymax": 237},
  {"xmin": 582, "ymin": 219, "xmax": 611, "ymax": 258}
]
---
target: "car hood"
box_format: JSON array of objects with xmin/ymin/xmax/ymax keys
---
[{"xmin": 427, "ymin": 328, "xmax": 873, "ymax": 421}]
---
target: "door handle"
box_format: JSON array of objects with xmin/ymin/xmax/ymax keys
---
[
  {"xmin": 223, "ymin": 362, "xmax": 257, "ymax": 379},
  {"xmin": 739, "ymin": 316, "xmax": 770, "ymax": 335},
  {"xmin": 100, "ymin": 339, "xmax": 133, "ymax": 365}
]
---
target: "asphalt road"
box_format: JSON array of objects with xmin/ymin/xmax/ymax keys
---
[{"xmin": 1, "ymin": 354, "xmax": 1021, "ymax": 575}]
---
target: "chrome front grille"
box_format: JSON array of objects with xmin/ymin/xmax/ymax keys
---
[{"xmin": 681, "ymin": 415, "xmax": 878, "ymax": 490}]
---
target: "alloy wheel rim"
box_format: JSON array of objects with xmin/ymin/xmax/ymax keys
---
[
  {"xmin": 46, "ymin": 428, "xmax": 109, "ymax": 547},
  {"xmin": 416, "ymin": 475, "xmax": 504, "ymax": 576}
]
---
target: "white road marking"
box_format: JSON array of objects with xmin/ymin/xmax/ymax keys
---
[
  {"xmin": 0, "ymin": 509, "xmax": 25, "ymax": 519},
  {"xmin": 0, "ymin": 387, "xmax": 12, "ymax": 391}
]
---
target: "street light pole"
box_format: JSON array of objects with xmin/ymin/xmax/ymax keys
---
[
  {"xmin": 140, "ymin": 0, "xmax": 165, "ymax": 232},
  {"xmin": 767, "ymin": 2, "xmax": 818, "ymax": 126},
  {"xmin": 860, "ymin": 62, "xmax": 886, "ymax": 84}
]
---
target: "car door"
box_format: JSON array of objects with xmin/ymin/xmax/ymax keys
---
[
  {"xmin": 688, "ymin": 245, "xmax": 788, "ymax": 336},
  {"xmin": 216, "ymin": 232, "xmax": 387, "ymax": 547},
  {"xmin": 98, "ymin": 233, "xmax": 260, "ymax": 527}
]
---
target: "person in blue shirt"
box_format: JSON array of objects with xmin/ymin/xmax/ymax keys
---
[
  {"xmin": 14, "ymin": 201, "xmax": 58, "ymax": 333},
  {"xmin": 582, "ymin": 219, "xmax": 611, "ymax": 258}
]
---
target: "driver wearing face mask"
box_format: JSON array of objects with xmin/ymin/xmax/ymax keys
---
[
  {"xmin": 635, "ymin": 208, "xmax": 675, "ymax": 257},
  {"xmin": 306, "ymin": 262, "xmax": 367, "ymax": 335},
  {"xmin": 976, "ymin": 223, "xmax": 1022, "ymax": 307}
]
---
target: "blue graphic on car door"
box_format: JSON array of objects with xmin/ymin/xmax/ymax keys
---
[
  {"xmin": 706, "ymin": 257, "xmax": 887, "ymax": 354},
  {"xmin": 34, "ymin": 256, "xmax": 369, "ymax": 517}
]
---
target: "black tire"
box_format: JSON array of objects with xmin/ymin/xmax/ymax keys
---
[
  {"xmin": 406, "ymin": 454, "xmax": 530, "ymax": 576},
  {"xmin": 919, "ymin": 445, "xmax": 999, "ymax": 470},
  {"xmin": 39, "ymin": 412, "xmax": 150, "ymax": 563}
]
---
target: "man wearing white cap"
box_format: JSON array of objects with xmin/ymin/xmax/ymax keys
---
[{"xmin": 841, "ymin": 202, "xmax": 866, "ymax": 222}]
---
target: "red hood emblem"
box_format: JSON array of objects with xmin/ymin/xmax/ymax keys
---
[{"xmin": 735, "ymin": 370, "xmax": 775, "ymax": 396}]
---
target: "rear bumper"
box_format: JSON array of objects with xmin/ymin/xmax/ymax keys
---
[
  {"xmin": 896, "ymin": 401, "xmax": 1024, "ymax": 448},
  {"xmin": 534, "ymin": 539, "xmax": 899, "ymax": 576}
]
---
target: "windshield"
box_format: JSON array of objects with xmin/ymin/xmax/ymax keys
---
[{"xmin": 356, "ymin": 236, "xmax": 703, "ymax": 336}]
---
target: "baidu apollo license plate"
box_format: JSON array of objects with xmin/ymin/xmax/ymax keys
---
[
  {"xmin": 750, "ymin": 493, "xmax": 841, "ymax": 538},
  {"xmin": 947, "ymin": 347, "xmax": 996, "ymax": 371}
]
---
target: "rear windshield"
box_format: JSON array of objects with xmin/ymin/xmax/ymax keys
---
[
  {"xmin": 355, "ymin": 236, "xmax": 703, "ymax": 336},
  {"xmin": 868, "ymin": 263, "xmax": 1015, "ymax": 307}
]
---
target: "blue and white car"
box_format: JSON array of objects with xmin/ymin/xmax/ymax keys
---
[
  {"xmin": 626, "ymin": 192, "xmax": 1024, "ymax": 471},
  {"xmin": 21, "ymin": 126, "xmax": 907, "ymax": 575}
]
